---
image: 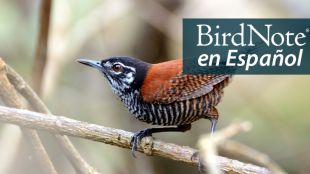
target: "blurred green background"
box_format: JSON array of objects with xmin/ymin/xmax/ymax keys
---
[{"xmin": 0, "ymin": 0, "xmax": 310, "ymax": 173}]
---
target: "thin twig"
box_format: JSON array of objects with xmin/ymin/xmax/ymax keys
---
[
  {"xmin": 0, "ymin": 58, "xmax": 57, "ymax": 174},
  {"xmin": 5, "ymin": 64, "xmax": 99, "ymax": 174},
  {"xmin": 0, "ymin": 106, "xmax": 273, "ymax": 174},
  {"xmin": 211, "ymin": 121, "xmax": 253, "ymax": 142},
  {"xmin": 202, "ymin": 139, "xmax": 223, "ymax": 174},
  {"xmin": 220, "ymin": 140, "xmax": 286, "ymax": 174},
  {"xmin": 197, "ymin": 121, "xmax": 285, "ymax": 174},
  {"xmin": 31, "ymin": 0, "xmax": 52, "ymax": 95},
  {"xmin": 197, "ymin": 121, "xmax": 253, "ymax": 174}
]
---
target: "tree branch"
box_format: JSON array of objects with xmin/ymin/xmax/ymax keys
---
[
  {"xmin": 197, "ymin": 120, "xmax": 285, "ymax": 174},
  {"xmin": 197, "ymin": 121, "xmax": 253, "ymax": 174},
  {"xmin": 220, "ymin": 140, "xmax": 286, "ymax": 174},
  {"xmin": 0, "ymin": 106, "xmax": 273, "ymax": 174},
  {"xmin": 0, "ymin": 59, "xmax": 57, "ymax": 174},
  {"xmin": 5, "ymin": 64, "xmax": 99, "ymax": 174},
  {"xmin": 31, "ymin": 0, "xmax": 52, "ymax": 95}
]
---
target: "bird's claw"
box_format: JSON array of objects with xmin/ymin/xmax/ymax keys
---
[
  {"xmin": 130, "ymin": 128, "xmax": 152, "ymax": 158},
  {"xmin": 191, "ymin": 150, "xmax": 205, "ymax": 173},
  {"xmin": 191, "ymin": 150, "xmax": 199, "ymax": 161}
]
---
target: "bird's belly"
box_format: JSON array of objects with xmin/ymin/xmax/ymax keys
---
[{"xmin": 128, "ymin": 90, "xmax": 222, "ymax": 126}]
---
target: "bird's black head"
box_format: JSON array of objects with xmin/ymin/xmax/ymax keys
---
[{"xmin": 77, "ymin": 56, "xmax": 150, "ymax": 96}]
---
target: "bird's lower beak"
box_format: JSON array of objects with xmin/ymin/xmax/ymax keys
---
[{"xmin": 76, "ymin": 59, "xmax": 104, "ymax": 71}]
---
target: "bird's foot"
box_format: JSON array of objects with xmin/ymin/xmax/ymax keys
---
[
  {"xmin": 130, "ymin": 128, "xmax": 153, "ymax": 158},
  {"xmin": 191, "ymin": 150, "xmax": 205, "ymax": 173}
]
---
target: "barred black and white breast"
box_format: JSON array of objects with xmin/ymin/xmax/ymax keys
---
[{"xmin": 121, "ymin": 82, "xmax": 226, "ymax": 126}]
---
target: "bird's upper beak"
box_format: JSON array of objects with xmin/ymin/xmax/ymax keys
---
[{"xmin": 76, "ymin": 59, "xmax": 104, "ymax": 71}]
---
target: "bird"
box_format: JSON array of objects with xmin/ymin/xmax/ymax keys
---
[{"xmin": 76, "ymin": 42, "xmax": 266, "ymax": 171}]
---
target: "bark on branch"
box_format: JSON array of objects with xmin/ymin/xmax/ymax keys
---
[{"xmin": 0, "ymin": 106, "xmax": 273, "ymax": 174}]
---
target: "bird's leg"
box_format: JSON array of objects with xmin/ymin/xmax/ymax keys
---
[
  {"xmin": 191, "ymin": 107, "xmax": 219, "ymax": 173},
  {"xmin": 130, "ymin": 124, "xmax": 191, "ymax": 157},
  {"xmin": 209, "ymin": 107, "xmax": 219, "ymax": 138}
]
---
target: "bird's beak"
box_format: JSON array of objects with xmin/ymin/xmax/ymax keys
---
[{"xmin": 76, "ymin": 59, "xmax": 104, "ymax": 71}]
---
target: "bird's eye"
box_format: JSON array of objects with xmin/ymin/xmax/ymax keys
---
[{"xmin": 113, "ymin": 64, "xmax": 122, "ymax": 72}]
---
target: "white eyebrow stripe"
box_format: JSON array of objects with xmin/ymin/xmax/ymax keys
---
[
  {"xmin": 104, "ymin": 61, "xmax": 136, "ymax": 72},
  {"xmin": 122, "ymin": 64, "xmax": 136, "ymax": 72}
]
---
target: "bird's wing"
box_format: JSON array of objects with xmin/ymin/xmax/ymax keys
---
[
  {"xmin": 140, "ymin": 59, "xmax": 232, "ymax": 104},
  {"xmin": 140, "ymin": 41, "xmax": 267, "ymax": 104}
]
